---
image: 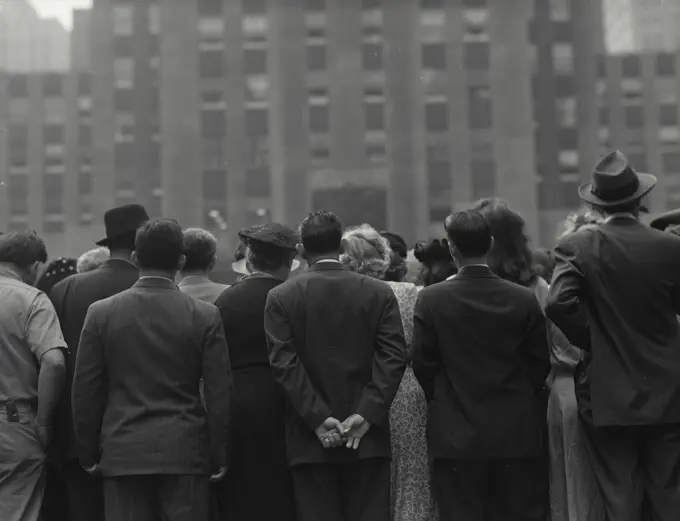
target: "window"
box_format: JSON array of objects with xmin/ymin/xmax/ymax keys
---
[
  {"xmin": 422, "ymin": 43, "xmax": 446, "ymax": 70},
  {"xmin": 309, "ymin": 105, "xmax": 329, "ymax": 133},
  {"xmin": 464, "ymin": 42, "xmax": 489, "ymax": 70},
  {"xmin": 114, "ymin": 36, "xmax": 134, "ymax": 57},
  {"xmin": 8, "ymin": 125, "xmax": 28, "ymax": 149},
  {"xmin": 599, "ymin": 106, "xmax": 609, "ymax": 126},
  {"xmin": 463, "ymin": 8, "xmax": 489, "ymax": 41},
  {"xmin": 245, "ymin": 76, "xmax": 269, "ymax": 101},
  {"xmin": 425, "ymin": 101, "xmax": 448, "ymax": 132},
  {"xmin": 199, "ymin": 0, "xmax": 223, "ymax": 15},
  {"xmin": 114, "ymin": 144, "xmax": 134, "ymax": 169},
  {"xmin": 365, "ymin": 102, "xmax": 385, "ymax": 131},
  {"xmin": 660, "ymin": 104, "xmax": 678, "ymax": 126},
  {"xmin": 621, "ymin": 55, "xmax": 641, "ymax": 78},
  {"xmin": 552, "ymin": 44, "xmax": 574, "ymax": 74},
  {"xmin": 115, "ymin": 89, "xmax": 134, "ymax": 111},
  {"xmin": 468, "ymin": 86, "xmax": 492, "ymax": 129},
  {"xmin": 657, "ymin": 53, "xmax": 676, "ymax": 76},
  {"xmin": 556, "ymin": 97, "xmax": 576, "ymax": 127},
  {"xmin": 366, "ymin": 143, "xmax": 386, "ymax": 162},
  {"xmin": 462, "ymin": 0, "xmax": 487, "ymax": 5},
  {"xmin": 43, "ymin": 74, "xmax": 63, "ymax": 97},
  {"xmin": 148, "ymin": 5, "xmax": 160, "ymax": 34},
  {"xmin": 202, "ymin": 90, "xmax": 226, "ymax": 110},
  {"xmin": 311, "ymin": 146, "xmax": 330, "ymax": 160},
  {"xmin": 243, "ymin": 0, "xmax": 266, "ymax": 14},
  {"xmin": 362, "ymin": 43, "xmax": 383, "ymax": 70},
  {"xmin": 9, "ymin": 175, "xmax": 29, "ymax": 216},
  {"xmin": 114, "ymin": 57, "xmax": 134, "ymax": 89},
  {"xmin": 203, "ymin": 139, "xmax": 225, "ymax": 171},
  {"xmin": 363, "ymin": 0, "xmax": 381, "ymax": 8},
  {"xmin": 307, "ymin": 44, "xmax": 327, "ymax": 71},
  {"xmin": 244, "ymin": 49, "xmax": 267, "ymax": 75},
  {"xmin": 202, "ymin": 111, "xmax": 226, "ymax": 136},
  {"xmin": 471, "ymin": 160, "xmax": 496, "ymax": 199},
  {"xmin": 246, "ymin": 108, "xmax": 268, "ymax": 136},
  {"xmin": 198, "ymin": 17, "xmax": 224, "ymax": 35},
  {"xmin": 659, "ymin": 126, "xmax": 680, "ymax": 143},
  {"xmin": 79, "ymin": 125, "xmax": 92, "ymax": 146},
  {"xmin": 203, "ymin": 170, "xmax": 227, "ymax": 200},
  {"xmin": 113, "ymin": 5, "xmax": 134, "ymax": 36},
  {"xmin": 426, "ymin": 146, "xmax": 451, "ymax": 192},
  {"xmin": 550, "ymin": 0, "xmax": 570, "ymax": 21},
  {"xmin": 624, "ymin": 106, "xmax": 644, "ymax": 128},
  {"xmin": 44, "ymin": 174, "xmax": 64, "ymax": 215},
  {"xmin": 78, "ymin": 73, "xmax": 91, "ymax": 95},
  {"xmin": 8, "ymin": 75, "xmax": 28, "ymax": 97},
  {"xmin": 420, "ymin": 0, "xmax": 444, "ymax": 7},
  {"xmin": 43, "ymin": 125, "xmax": 64, "ymax": 145},
  {"xmin": 199, "ymin": 51, "xmax": 224, "ymax": 78},
  {"xmin": 663, "ymin": 152, "xmax": 680, "ymax": 173},
  {"xmin": 79, "ymin": 172, "xmax": 92, "ymax": 195},
  {"xmin": 306, "ymin": 0, "xmax": 326, "ymax": 9}
]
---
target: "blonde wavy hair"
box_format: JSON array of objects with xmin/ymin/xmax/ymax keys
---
[
  {"xmin": 559, "ymin": 208, "xmax": 603, "ymax": 239},
  {"xmin": 340, "ymin": 224, "xmax": 392, "ymax": 280}
]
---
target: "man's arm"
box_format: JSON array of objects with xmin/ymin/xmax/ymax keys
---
[
  {"xmin": 72, "ymin": 305, "xmax": 107, "ymax": 468},
  {"xmin": 545, "ymin": 236, "xmax": 591, "ymax": 350},
  {"xmin": 26, "ymin": 294, "xmax": 67, "ymax": 433},
  {"xmin": 522, "ymin": 299, "xmax": 551, "ymax": 392},
  {"xmin": 412, "ymin": 292, "xmax": 439, "ymax": 402},
  {"xmin": 264, "ymin": 290, "xmax": 333, "ymax": 431},
  {"xmin": 201, "ymin": 308, "xmax": 233, "ymax": 473},
  {"xmin": 355, "ymin": 290, "xmax": 407, "ymax": 426}
]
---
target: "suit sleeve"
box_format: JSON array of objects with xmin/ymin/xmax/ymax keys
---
[
  {"xmin": 265, "ymin": 290, "xmax": 333, "ymax": 431},
  {"xmin": 72, "ymin": 305, "xmax": 107, "ymax": 468},
  {"xmin": 201, "ymin": 307, "xmax": 233, "ymax": 471},
  {"xmin": 355, "ymin": 290, "xmax": 407, "ymax": 426},
  {"xmin": 412, "ymin": 292, "xmax": 439, "ymax": 402},
  {"xmin": 522, "ymin": 298, "xmax": 551, "ymax": 392},
  {"xmin": 545, "ymin": 235, "xmax": 591, "ymax": 350}
]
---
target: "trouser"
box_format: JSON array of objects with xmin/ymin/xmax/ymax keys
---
[
  {"xmin": 104, "ymin": 474, "xmax": 209, "ymax": 521},
  {"xmin": 0, "ymin": 402, "xmax": 46, "ymax": 521},
  {"xmin": 433, "ymin": 457, "xmax": 547, "ymax": 521},
  {"xmin": 41, "ymin": 459, "xmax": 70, "ymax": 521},
  {"xmin": 291, "ymin": 458, "xmax": 391, "ymax": 521},
  {"xmin": 62, "ymin": 458, "xmax": 105, "ymax": 521},
  {"xmin": 579, "ymin": 414, "xmax": 680, "ymax": 521}
]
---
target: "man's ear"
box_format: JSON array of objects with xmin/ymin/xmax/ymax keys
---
[
  {"xmin": 296, "ymin": 243, "xmax": 306, "ymax": 260},
  {"xmin": 177, "ymin": 254, "xmax": 187, "ymax": 272},
  {"xmin": 130, "ymin": 251, "xmax": 139, "ymax": 267},
  {"xmin": 209, "ymin": 255, "xmax": 217, "ymax": 272}
]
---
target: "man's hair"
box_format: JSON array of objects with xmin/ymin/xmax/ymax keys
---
[
  {"xmin": 299, "ymin": 210, "xmax": 343, "ymax": 255},
  {"xmin": 445, "ymin": 210, "xmax": 492, "ymax": 258},
  {"xmin": 246, "ymin": 241, "xmax": 292, "ymax": 272},
  {"xmin": 107, "ymin": 231, "xmax": 137, "ymax": 252},
  {"xmin": 135, "ymin": 219, "xmax": 184, "ymax": 271},
  {"xmin": 0, "ymin": 230, "xmax": 48, "ymax": 269},
  {"xmin": 183, "ymin": 228, "xmax": 218, "ymax": 272}
]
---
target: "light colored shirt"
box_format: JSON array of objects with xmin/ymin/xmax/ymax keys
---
[
  {"xmin": 604, "ymin": 213, "xmax": 637, "ymax": 223},
  {"xmin": 0, "ymin": 265, "xmax": 66, "ymax": 402},
  {"xmin": 178, "ymin": 274, "xmax": 229, "ymax": 304},
  {"xmin": 446, "ymin": 264, "xmax": 489, "ymax": 281}
]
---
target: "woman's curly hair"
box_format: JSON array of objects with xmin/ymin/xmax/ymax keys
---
[
  {"xmin": 474, "ymin": 197, "xmax": 537, "ymax": 288},
  {"xmin": 340, "ymin": 224, "xmax": 391, "ymax": 280},
  {"xmin": 559, "ymin": 208, "xmax": 603, "ymax": 239},
  {"xmin": 413, "ymin": 238, "xmax": 457, "ymax": 287}
]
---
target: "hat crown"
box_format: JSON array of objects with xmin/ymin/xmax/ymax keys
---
[
  {"xmin": 590, "ymin": 151, "xmax": 640, "ymax": 202},
  {"xmin": 101, "ymin": 204, "xmax": 149, "ymax": 243}
]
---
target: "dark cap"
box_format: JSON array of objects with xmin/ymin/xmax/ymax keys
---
[
  {"xmin": 238, "ymin": 223, "xmax": 299, "ymax": 251},
  {"xmin": 650, "ymin": 209, "xmax": 680, "ymax": 231},
  {"xmin": 380, "ymin": 231, "xmax": 408, "ymax": 259}
]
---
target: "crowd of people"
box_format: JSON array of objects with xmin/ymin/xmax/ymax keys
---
[{"xmin": 1, "ymin": 149, "xmax": 680, "ymax": 521}]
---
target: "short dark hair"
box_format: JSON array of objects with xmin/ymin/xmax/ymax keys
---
[
  {"xmin": 384, "ymin": 250, "xmax": 407, "ymax": 282},
  {"xmin": 107, "ymin": 231, "xmax": 137, "ymax": 252},
  {"xmin": 0, "ymin": 230, "xmax": 48, "ymax": 269},
  {"xmin": 445, "ymin": 210, "xmax": 492, "ymax": 258},
  {"xmin": 246, "ymin": 241, "xmax": 292, "ymax": 272},
  {"xmin": 135, "ymin": 219, "xmax": 184, "ymax": 271},
  {"xmin": 183, "ymin": 228, "xmax": 218, "ymax": 272},
  {"xmin": 299, "ymin": 210, "xmax": 343, "ymax": 255}
]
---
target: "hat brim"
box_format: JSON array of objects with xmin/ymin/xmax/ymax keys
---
[
  {"xmin": 578, "ymin": 173, "xmax": 657, "ymax": 207},
  {"xmin": 231, "ymin": 258, "xmax": 301, "ymax": 275},
  {"xmin": 650, "ymin": 209, "xmax": 680, "ymax": 230}
]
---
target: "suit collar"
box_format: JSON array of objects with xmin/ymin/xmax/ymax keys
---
[
  {"xmin": 455, "ymin": 265, "xmax": 496, "ymax": 279},
  {"xmin": 103, "ymin": 258, "xmax": 138, "ymax": 272},
  {"xmin": 307, "ymin": 261, "xmax": 347, "ymax": 272},
  {"xmin": 134, "ymin": 276, "xmax": 178, "ymax": 290},
  {"xmin": 178, "ymin": 274, "xmax": 211, "ymax": 287}
]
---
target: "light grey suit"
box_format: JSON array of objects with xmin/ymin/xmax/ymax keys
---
[{"xmin": 178, "ymin": 275, "xmax": 229, "ymax": 304}]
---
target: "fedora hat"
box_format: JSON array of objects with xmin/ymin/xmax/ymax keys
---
[
  {"xmin": 96, "ymin": 204, "xmax": 149, "ymax": 246},
  {"xmin": 650, "ymin": 209, "xmax": 680, "ymax": 231},
  {"xmin": 579, "ymin": 150, "xmax": 656, "ymax": 207}
]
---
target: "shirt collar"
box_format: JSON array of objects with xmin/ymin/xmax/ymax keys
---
[
  {"xmin": 314, "ymin": 259, "xmax": 340, "ymax": 264},
  {"xmin": 178, "ymin": 274, "xmax": 210, "ymax": 286},
  {"xmin": 0, "ymin": 264, "xmax": 24, "ymax": 282},
  {"xmin": 604, "ymin": 213, "xmax": 637, "ymax": 223}
]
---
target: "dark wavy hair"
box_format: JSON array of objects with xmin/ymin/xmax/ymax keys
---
[
  {"xmin": 384, "ymin": 250, "xmax": 407, "ymax": 282},
  {"xmin": 474, "ymin": 197, "xmax": 537, "ymax": 288},
  {"xmin": 36, "ymin": 257, "xmax": 77, "ymax": 294},
  {"xmin": 413, "ymin": 238, "xmax": 457, "ymax": 287}
]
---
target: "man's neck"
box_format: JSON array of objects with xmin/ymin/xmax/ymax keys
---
[
  {"xmin": 251, "ymin": 266, "xmax": 291, "ymax": 280},
  {"xmin": 139, "ymin": 269, "xmax": 176, "ymax": 280},
  {"xmin": 307, "ymin": 254, "xmax": 339, "ymax": 265},
  {"xmin": 456, "ymin": 257, "xmax": 488, "ymax": 270},
  {"xmin": 179, "ymin": 270, "xmax": 210, "ymax": 281},
  {"xmin": 109, "ymin": 250, "xmax": 133, "ymax": 262}
]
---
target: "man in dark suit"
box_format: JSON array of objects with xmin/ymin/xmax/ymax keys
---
[
  {"xmin": 413, "ymin": 210, "xmax": 550, "ymax": 521},
  {"xmin": 49, "ymin": 204, "xmax": 149, "ymax": 521},
  {"xmin": 72, "ymin": 219, "xmax": 232, "ymax": 521},
  {"xmin": 547, "ymin": 151, "xmax": 680, "ymax": 521},
  {"xmin": 264, "ymin": 210, "xmax": 407, "ymax": 521}
]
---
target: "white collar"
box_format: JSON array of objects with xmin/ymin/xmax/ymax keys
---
[{"xmin": 604, "ymin": 213, "xmax": 637, "ymax": 223}]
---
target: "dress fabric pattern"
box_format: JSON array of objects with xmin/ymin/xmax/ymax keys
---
[{"xmin": 386, "ymin": 281, "xmax": 438, "ymax": 521}]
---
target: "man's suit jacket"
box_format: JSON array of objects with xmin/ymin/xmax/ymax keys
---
[
  {"xmin": 49, "ymin": 258, "xmax": 139, "ymax": 459},
  {"xmin": 413, "ymin": 265, "xmax": 550, "ymax": 460},
  {"xmin": 178, "ymin": 274, "xmax": 229, "ymax": 304},
  {"xmin": 264, "ymin": 262, "xmax": 407, "ymax": 467},
  {"xmin": 72, "ymin": 277, "xmax": 233, "ymax": 477},
  {"xmin": 546, "ymin": 218, "xmax": 680, "ymax": 426}
]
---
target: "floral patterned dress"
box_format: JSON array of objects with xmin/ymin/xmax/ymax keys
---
[{"xmin": 387, "ymin": 281, "xmax": 439, "ymax": 521}]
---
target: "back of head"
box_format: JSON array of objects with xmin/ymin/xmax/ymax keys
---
[
  {"xmin": 413, "ymin": 238, "xmax": 457, "ymax": 287},
  {"xmin": 36, "ymin": 257, "xmax": 77, "ymax": 293},
  {"xmin": 474, "ymin": 198, "xmax": 536, "ymax": 287},
  {"xmin": 340, "ymin": 224, "xmax": 391, "ymax": 280},
  {"xmin": 182, "ymin": 228, "xmax": 218, "ymax": 272},
  {"xmin": 0, "ymin": 230, "xmax": 48, "ymax": 271},
  {"xmin": 134, "ymin": 219, "xmax": 184, "ymax": 271},
  {"xmin": 299, "ymin": 209, "xmax": 343, "ymax": 256},
  {"xmin": 77, "ymin": 247, "xmax": 110, "ymax": 273},
  {"xmin": 246, "ymin": 240, "xmax": 293, "ymax": 272},
  {"xmin": 445, "ymin": 210, "xmax": 493, "ymax": 259},
  {"xmin": 380, "ymin": 231, "xmax": 408, "ymax": 259},
  {"xmin": 559, "ymin": 208, "xmax": 602, "ymax": 239}
]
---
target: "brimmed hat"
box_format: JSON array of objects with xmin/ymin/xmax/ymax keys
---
[
  {"xmin": 579, "ymin": 150, "xmax": 656, "ymax": 208},
  {"xmin": 97, "ymin": 204, "xmax": 149, "ymax": 246},
  {"xmin": 233, "ymin": 223, "xmax": 300, "ymax": 275},
  {"xmin": 380, "ymin": 231, "xmax": 408, "ymax": 259},
  {"xmin": 650, "ymin": 209, "xmax": 680, "ymax": 231}
]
